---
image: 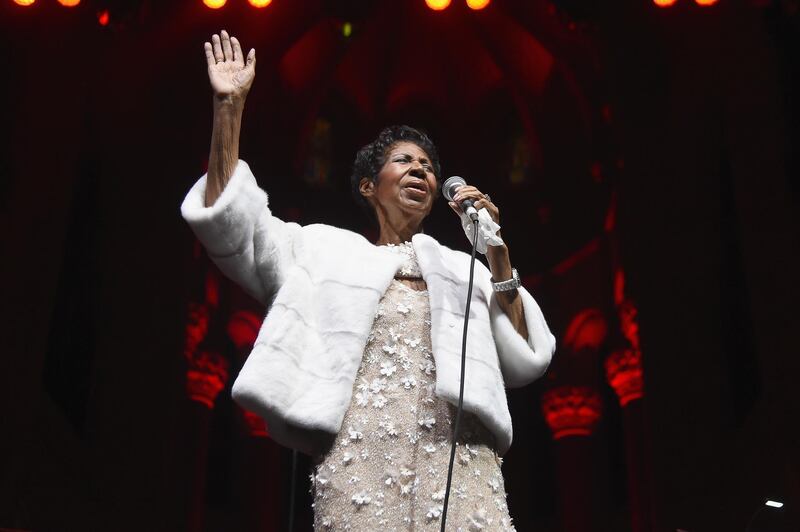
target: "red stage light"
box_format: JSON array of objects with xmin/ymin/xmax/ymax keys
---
[
  {"xmin": 13, "ymin": 0, "xmax": 36, "ymax": 6},
  {"xmin": 97, "ymin": 9, "xmax": 110, "ymax": 26},
  {"xmin": 425, "ymin": 0, "xmax": 451, "ymax": 10},
  {"xmin": 58, "ymin": 0, "xmax": 80, "ymax": 6},
  {"xmin": 695, "ymin": 0, "xmax": 718, "ymax": 5},
  {"xmin": 466, "ymin": 0, "xmax": 490, "ymax": 9},
  {"xmin": 248, "ymin": 0, "xmax": 272, "ymax": 7},
  {"xmin": 653, "ymin": 0, "xmax": 677, "ymax": 6},
  {"xmin": 203, "ymin": 0, "xmax": 226, "ymax": 9}
]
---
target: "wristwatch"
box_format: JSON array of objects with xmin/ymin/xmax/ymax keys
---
[{"xmin": 492, "ymin": 268, "xmax": 521, "ymax": 292}]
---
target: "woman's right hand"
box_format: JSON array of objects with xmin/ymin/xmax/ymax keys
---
[{"xmin": 204, "ymin": 30, "xmax": 255, "ymax": 104}]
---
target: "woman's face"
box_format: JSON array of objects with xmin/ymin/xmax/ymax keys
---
[{"xmin": 360, "ymin": 141, "xmax": 438, "ymax": 223}]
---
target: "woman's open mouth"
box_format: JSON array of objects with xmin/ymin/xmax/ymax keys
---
[{"xmin": 404, "ymin": 180, "xmax": 429, "ymax": 197}]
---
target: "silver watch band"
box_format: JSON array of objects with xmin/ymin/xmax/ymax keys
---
[{"xmin": 492, "ymin": 268, "xmax": 521, "ymax": 292}]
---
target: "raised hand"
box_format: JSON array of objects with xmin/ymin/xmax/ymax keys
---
[{"xmin": 204, "ymin": 30, "xmax": 255, "ymax": 102}]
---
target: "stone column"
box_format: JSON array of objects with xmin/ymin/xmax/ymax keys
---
[
  {"xmin": 185, "ymin": 351, "xmax": 229, "ymax": 409},
  {"xmin": 177, "ymin": 259, "xmax": 227, "ymax": 531},
  {"xmin": 542, "ymin": 386, "xmax": 603, "ymax": 532},
  {"xmin": 605, "ymin": 347, "xmax": 652, "ymax": 532},
  {"xmin": 605, "ymin": 348, "xmax": 643, "ymax": 408},
  {"xmin": 184, "ymin": 350, "xmax": 229, "ymax": 532}
]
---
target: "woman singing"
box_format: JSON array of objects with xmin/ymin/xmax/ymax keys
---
[{"xmin": 181, "ymin": 31, "xmax": 556, "ymax": 531}]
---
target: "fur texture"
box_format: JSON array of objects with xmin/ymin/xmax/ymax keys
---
[{"xmin": 181, "ymin": 160, "xmax": 556, "ymax": 455}]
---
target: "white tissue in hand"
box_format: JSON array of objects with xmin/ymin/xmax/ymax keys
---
[{"xmin": 461, "ymin": 208, "xmax": 504, "ymax": 254}]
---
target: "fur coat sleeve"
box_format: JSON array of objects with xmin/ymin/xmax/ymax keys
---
[
  {"xmin": 180, "ymin": 160, "xmax": 299, "ymax": 305},
  {"xmin": 488, "ymin": 284, "xmax": 556, "ymax": 388}
]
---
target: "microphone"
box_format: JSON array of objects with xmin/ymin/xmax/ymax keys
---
[{"xmin": 442, "ymin": 175, "xmax": 479, "ymax": 221}]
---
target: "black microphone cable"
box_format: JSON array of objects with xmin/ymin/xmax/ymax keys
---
[{"xmin": 440, "ymin": 217, "xmax": 480, "ymax": 532}]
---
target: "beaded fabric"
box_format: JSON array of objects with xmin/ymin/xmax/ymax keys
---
[
  {"xmin": 311, "ymin": 245, "xmax": 516, "ymax": 531},
  {"xmin": 379, "ymin": 241, "xmax": 423, "ymax": 279}
]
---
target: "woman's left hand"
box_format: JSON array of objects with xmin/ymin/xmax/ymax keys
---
[{"xmin": 448, "ymin": 185, "xmax": 500, "ymax": 225}]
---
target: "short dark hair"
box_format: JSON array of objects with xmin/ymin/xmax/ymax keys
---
[{"xmin": 350, "ymin": 125, "xmax": 441, "ymax": 218}]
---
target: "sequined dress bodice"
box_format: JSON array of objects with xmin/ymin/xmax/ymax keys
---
[{"xmin": 312, "ymin": 243, "xmax": 515, "ymax": 531}]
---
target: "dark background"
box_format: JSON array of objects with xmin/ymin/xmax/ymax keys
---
[{"xmin": 0, "ymin": 0, "xmax": 798, "ymax": 530}]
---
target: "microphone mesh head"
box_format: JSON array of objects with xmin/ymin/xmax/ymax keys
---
[{"xmin": 442, "ymin": 175, "xmax": 466, "ymax": 201}]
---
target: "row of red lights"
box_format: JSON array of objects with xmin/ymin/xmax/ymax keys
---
[
  {"xmin": 7, "ymin": 0, "xmax": 488, "ymax": 27},
  {"xmin": 10, "ymin": 0, "xmax": 721, "ymax": 9},
  {"xmin": 12, "ymin": 0, "xmax": 111, "ymax": 25},
  {"xmin": 203, "ymin": 0, "xmax": 272, "ymax": 7},
  {"xmin": 425, "ymin": 0, "xmax": 491, "ymax": 9},
  {"xmin": 22, "ymin": 0, "xmax": 726, "ymax": 13},
  {"xmin": 10, "ymin": 0, "xmax": 273, "ymax": 6},
  {"xmin": 10, "ymin": 0, "xmax": 275, "ymax": 6},
  {"xmin": 655, "ymin": 0, "xmax": 719, "ymax": 5},
  {"xmin": 203, "ymin": 0, "xmax": 721, "ymax": 11},
  {"xmin": 13, "ymin": 0, "xmax": 81, "ymax": 5},
  {"xmin": 201, "ymin": 0, "xmax": 491, "ymax": 9},
  {"xmin": 9, "ymin": 0, "xmax": 717, "ymax": 19}
]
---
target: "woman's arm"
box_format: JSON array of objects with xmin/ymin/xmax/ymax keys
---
[
  {"xmin": 203, "ymin": 30, "xmax": 256, "ymax": 206},
  {"xmin": 183, "ymin": 31, "xmax": 299, "ymax": 305},
  {"xmin": 206, "ymin": 99, "xmax": 244, "ymax": 206},
  {"xmin": 448, "ymin": 187, "xmax": 528, "ymax": 339},
  {"xmin": 485, "ymin": 244, "xmax": 528, "ymax": 340}
]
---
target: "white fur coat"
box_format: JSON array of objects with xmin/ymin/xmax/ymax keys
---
[{"xmin": 181, "ymin": 160, "xmax": 555, "ymax": 455}]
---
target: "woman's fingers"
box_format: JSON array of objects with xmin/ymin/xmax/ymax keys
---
[
  {"xmin": 221, "ymin": 29, "xmax": 234, "ymax": 61},
  {"xmin": 204, "ymin": 42, "xmax": 215, "ymax": 67},
  {"xmin": 231, "ymin": 36, "xmax": 244, "ymax": 65},
  {"xmin": 210, "ymin": 31, "xmax": 250, "ymax": 66},
  {"xmin": 211, "ymin": 33, "xmax": 224, "ymax": 63},
  {"xmin": 452, "ymin": 186, "xmax": 500, "ymax": 222},
  {"xmin": 453, "ymin": 185, "xmax": 489, "ymax": 204}
]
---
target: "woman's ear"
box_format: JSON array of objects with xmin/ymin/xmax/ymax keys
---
[{"xmin": 359, "ymin": 177, "xmax": 374, "ymax": 199}]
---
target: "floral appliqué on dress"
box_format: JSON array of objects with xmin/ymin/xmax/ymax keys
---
[{"xmin": 312, "ymin": 242, "xmax": 515, "ymax": 531}]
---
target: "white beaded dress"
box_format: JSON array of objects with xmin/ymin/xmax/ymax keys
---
[{"xmin": 311, "ymin": 242, "xmax": 516, "ymax": 531}]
